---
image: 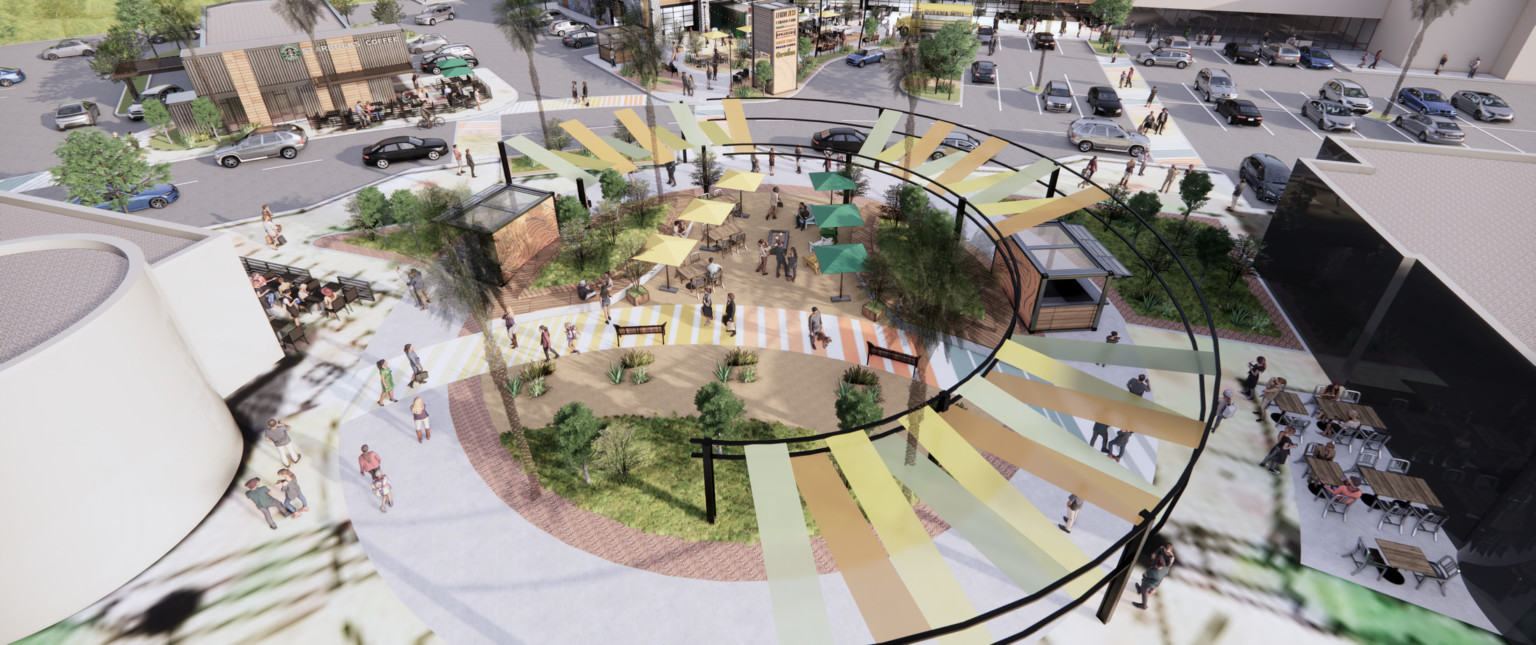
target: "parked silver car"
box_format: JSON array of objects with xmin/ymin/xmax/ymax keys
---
[
  {"xmin": 1194, "ymin": 68, "xmax": 1237, "ymax": 102},
  {"xmin": 1068, "ymin": 117, "xmax": 1149, "ymax": 157},
  {"xmin": 54, "ymin": 101, "xmax": 100, "ymax": 130},
  {"xmin": 41, "ymin": 38, "xmax": 95, "ymax": 60},
  {"xmin": 1041, "ymin": 80, "xmax": 1073, "ymax": 112},
  {"xmin": 1261, "ymin": 44, "xmax": 1301, "ymax": 67},
  {"xmin": 1394, "ymin": 113, "xmax": 1465, "ymax": 144},
  {"xmin": 128, "ymin": 84, "xmax": 185, "ymax": 120},
  {"xmin": 214, "ymin": 125, "xmax": 308, "ymax": 168},
  {"xmin": 413, "ymin": 3, "xmax": 455, "ymax": 25},
  {"xmin": 1136, "ymin": 48, "xmax": 1193, "ymax": 69},
  {"xmin": 1320, "ymin": 78, "xmax": 1372, "ymax": 114},
  {"xmin": 408, "ymin": 33, "xmax": 449, "ymax": 55},
  {"xmin": 1451, "ymin": 90, "xmax": 1514, "ymax": 122},
  {"xmin": 1301, "ymin": 98, "xmax": 1355, "ymax": 132}
]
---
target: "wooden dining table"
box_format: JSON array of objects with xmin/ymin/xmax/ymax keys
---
[
  {"xmin": 1359, "ymin": 467, "xmax": 1444, "ymax": 508},
  {"xmin": 1376, "ymin": 538, "xmax": 1437, "ymax": 576},
  {"xmin": 1317, "ymin": 399, "xmax": 1388, "ymax": 430},
  {"xmin": 1305, "ymin": 456, "xmax": 1345, "ymax": 486},
  {"xmin": 677, "ymin": 262, "xmax": 707, "ymax": 282},
  {"xmin": 1274, "ymin": 391, "xmax": 1308, "ymax": 416},
  {"xmin": 704, "ymin": 221, "xmax": 742, "ymax": 243}
]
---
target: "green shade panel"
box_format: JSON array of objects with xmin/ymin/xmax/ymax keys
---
[
  {"xmin": 811, "ymin": 203, "xmax": 863, "ymax": 228},
  {"xmin": 813, "ymin": 243, "xmax": 867, "ymax": 275},
  {"xmin": 745, "ymin": 444, "xmax": 834, "ymax": 644},
  {"xmin": 809, "ymin": 171, "xmax": 857, "ymax": 191}
]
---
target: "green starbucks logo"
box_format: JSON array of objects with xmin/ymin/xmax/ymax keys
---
[{"xmin": 280, "ymin": 44, "xmax": 301, "ymax": 62}]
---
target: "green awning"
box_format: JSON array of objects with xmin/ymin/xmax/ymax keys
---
[
  {"xmin": 812, "ymin": 243, "xmax": 867, "ymax": 275},
  {"xmin": 442, "ymin": 66, "xmax": 474, "ymax": 78},
  {"xmin": 436, "ymin": 57, "xmax": 470, "ymax": 70},
  {"xmin": 808, "ymin": 171, "xmax": 857, "ymax": 191},
  {"xmin": 811, "ymin": 203, "xmax": 864, "ymax": 229}
]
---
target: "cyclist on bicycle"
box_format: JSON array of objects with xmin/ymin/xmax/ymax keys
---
[{"xmin": 419, "ymin": 104, "xmax": 436, "ymax": 126}]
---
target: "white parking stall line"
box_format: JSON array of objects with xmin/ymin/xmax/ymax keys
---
[
  {"xmin": 1181, "ymin": 83, "xmax": 1226, "ymax": 131},
  {"xmin": 1455, "ymin": 119, "xmax": 1524, "ymax": 152},
  {"xmin": 1374, "ymin": 117, "xmax": 1419, "ymax": 143},
  {"xmin": 1259, "ymin": 88, "xmax": 1322, "ymax": 140},
  {"xmin": 1258, "ymin": 120, "xmax": 1277, "ymax": 136},
  {"xmin": 263, "ymin": 159, "xmax": 324, "ymax": 171},
  {"xmin": 173, "ymin": 180, "xmax": 199, "ymax": 186},
  {"xmin": 1299, "ymin": 91, "xmax": 1364, "ymax": 138},
  {"xmin": 1212, "ymin": 49, "xmax": 1231, "ymax": 65},
  {"xmin": 1012, "ymin": 127, "xmax": 1064, "ymax": 135},
  {"xmin": 997, "ymin": 70, "xmax": 1004, "ymax": 111}
]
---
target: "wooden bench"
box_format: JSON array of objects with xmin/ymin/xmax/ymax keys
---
[
  {"xmin": 338, "ymin": 276, "xmax": 376, "ymax": 302},
  {"xmin": 613, "ymin": 323, "xmax": 667, "ymax": 345},
  {"xmin": 867, "ymin": 342, "xmax": 919, "ymax": 368}
]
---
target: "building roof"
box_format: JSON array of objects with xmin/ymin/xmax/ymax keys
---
[
  {"xmin": 440, "ymin": 183, "xmax": 555, "ymax": 233},
  {"xmin": 0, "ymin": 247, "xmax": 127, "ymax": 364},
  {"xmin": 1303, "ymin": 137, "xmax": 1536, "ymax": 361},
  {"xmin": 0, "ymin": 193, "xmax": 204, "ymax": 263},
  {"xmin": 1012, "ymin": 221, "xmax": 1132, "ymax": 279},
  {"xmin": 203, "ymin": 0, "xmax": 348, "ymax": 46}
]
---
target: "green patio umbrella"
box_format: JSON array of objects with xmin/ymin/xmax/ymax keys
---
[
  {"xmin": 809, "ymin": 170, "xmax": 857, "ymax": 204},
  {"xmin": 436, "ymin": 57, "xmax": 469, "ymax": 69},
  {"xmin": 810, "ymin": 203, "xmax": 863, "ymax": 243},
  {"xmin": 442, "ymin": 66, "xmax": 474, "ymax": 79},
  {"xmin": 812, "ymin": 243, "xmax": 867, "ymax": 303}
]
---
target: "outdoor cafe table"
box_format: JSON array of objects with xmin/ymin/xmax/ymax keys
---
[
  {"xmin": 1359, "ymin": 467, "xmax": 1444, "ymax": 509},
  {"xmin": 704, "ymin": 221, "xmax": 742, "ymax": 243},
  {"xmin": 1274, "ymin": 391, "xmax": 1310, "ymax": 428},
  {"xmin": 1305, "ymin": 456, "xmax": 1345, "ymax": 486},
  {"xmin": 1376, "ymin": 538, "xmax": 1437, "ymax": 577},
  {"xmin": 1317, "ymin": 399, "xmax": 1388, "ymax": 430},
  {"xmin": 677, "ymin": 262, "xmax": 706, "ymax": 282}
]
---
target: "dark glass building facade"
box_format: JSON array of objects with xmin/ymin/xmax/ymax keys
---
[{"xmin": 1264, "ymin": 150, "xmax": 1536, "ymax": 643}]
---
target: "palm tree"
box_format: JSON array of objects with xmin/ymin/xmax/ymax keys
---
[
  {"xmin": 275, "ymin": 0, "xmax": 333, "ymax": 103},
  {"xmin": 619, "ymin": 7, "xmax": 668, "ymax": 203},
  {"xmin": 1382, "ymin": 0, "xmax": 1472, "ymax": 118},
  {"xmin": 887, "ymin": 28, "xmax": 923, "ymax": 175},
  {"xmin": 494, "ymin": 0, "xmax": 554, "ymax": 147},
  {"xmin": 422, "ymin": 235, "xmax": 543, "ymax": 497}
]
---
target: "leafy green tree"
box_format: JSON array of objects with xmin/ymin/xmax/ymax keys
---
[
  {"xmin": 389, "ymin": 188, "xmax": 424, "ymax": 244},
  {"xmin": 592, "ymin": 422, "xmax": 647, "ymax": 483},
  {"xmin": 116, "ymin": 0, "xmax": 163, "ymax": 55},
  {"xmin": 275, "ymin": 0, "xmax": 329, "ymax": 87},
  {"xmin": 691, "ymin": 146, "xmax": 723, "ymax": 193},
  {"xmin": 88, "ymin": 24, "xmax": 145, "ymax": 80},
  {"xmin": 754, "ymin": 59, "xmax": 773, "ymax": 90},
  {"xmin": 372, "ymin": 0, "xmax": 405, "ymax": 24},
  {"xmin": 330, "ymin": 0, "xmax": 361, "ymax": 23},
  {"xmin": 1384, "ymin": 0, "xmax": 1474, "ymax": 117},
  {"xmin": 190, "ymin": 96, "xmax": 225, "ymax": 141},
  {"xmin": 612, "ymin": 117, "xmax": 637, "ymax": 144},
  {"xmin": 1089, "ymin": 0, "xmax": 1133, "ymax": 42},
  {"xmin": 49, "ymin": 130, "xmax": 172, "ymax": 214},
  {"xmin": 881, "ymin": 183, "xmax": 928, "ymax": 224},
  {"xmin": 1126, "ymin": 190, "xmax": 1163, "ymax": 238},
  {"xmin": 560, "ymin": 218, "xmax": 596, "ymax": 270},
  {"xmin": 838, "ymin": 160, "xmax": 869, "ymax": 202},
  {"xmin": 598, "ymin": 168, "xmax": 627, "ymax": 202},
  {"xmin": 1226, "ymin": 233, "xmax": 1266, "ymax": 286},
  {"xmin": 347, "ymin": 186, "xmax": 391, "ymax": 235},
  {"xmin": 835, "ymin": 385, "xmax": 884, "ymax": 431},
  {"xmin": 1190, "ymin": 224, "xmax": 1234, "ymax": 287},
  {"xmin": 798, "ymin": 35, "xmax": 814, "ymax": 60},
  {"xmin": 152, "ymin": 0, "xmax": 200, "ymax": 48},
  {"xmin": 140, "ymin": 97, "xmax": 173, "ymax": 141},
  {"xmin": 919, "ymin": 20, "xmax": 977, "ymax": 99},
  {"xmin": 1178, "ymin": 169, "xmax": 1213, "ymax": 219},
  {"xmin": 542, "ymin": 120, "xmax": 573, "ymax": 151},
  {"xmin": 553, "ymin": 402, "xmax": 603, "ymax": 484},
  {"xmin": 496, "ymin": 0, "xmax": 557, "ymax": 150},
  {"xmin": 694, "ymin": 381, "xmax": 745, "ymax": 447},
  {"xmin": 863, "ymin": 16, "xmax": 879, "ymax": 41},
  {"xmin": 555, "ymin": 195, "xmax": 590, "ymax": 228},
  {"xmin": 862, "ymin": 201, "xmax": 983, "ymax": 346}
]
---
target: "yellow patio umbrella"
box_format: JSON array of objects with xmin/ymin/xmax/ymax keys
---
[
  {"xmin": 819, "ymin": 10, "xmax": 839, "ymax": 18},
  {"xmin": 738, "ymin": 24, "xmax": 753, "ymax": 34},
  {"xmin": 632, "ymin": 233, "xmax": 699, "ymax": 293},
  {"xmin": 716, "ymin": 169, "xmax": 765, "ymax": 213},
  {"xmin": 702, "ymin": 30, "xmax": 729, "ymax": 40},
  {"xmin": 678, "ymin": 198, "xmax": 735, "ymax": 240}
]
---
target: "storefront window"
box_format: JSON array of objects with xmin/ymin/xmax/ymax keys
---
[{"xmin": 1115, "ymin": 8, "xmax": 1379, "ymax": 50}]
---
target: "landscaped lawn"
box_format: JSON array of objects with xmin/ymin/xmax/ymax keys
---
[
  {"xmin": 112, "ymin": 76, "xmax": 149, "ymax": 116},
  {"xmin": 345, "ymin": 224, "xmax": 452, "ymax": 260},
  {"xmin": 2, "ymin": 0, "xmax": 228, "ymax": 46},
  {"xmin": 905, "ymin": 75, "xmax": 963, "ymax": 103},
  {"xmin": 1070, "ymin": 211, "xmax": 1281, "ymax": 337},
  {"xmin": 512, "ymin": 414, "xmax": 822, "ymax": 543},
  {"xmin": 529, "ymin": 221, "xmax": 652, "ymax": 289}
]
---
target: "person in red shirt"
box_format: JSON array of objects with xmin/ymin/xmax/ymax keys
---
[
  {"xmin": 1325, "ymin": 477, "xmax": 1364, "ymax": 504},
  {"xmin": 359, "ymin": 445, "xmax": 381, "ymax": 477}
]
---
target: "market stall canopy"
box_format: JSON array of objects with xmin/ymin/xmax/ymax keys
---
[
  {"xmin": 633, "ymin": 234, "xmax": 699, "ymax": 267},
  {"xmin": 811, "ymin": 203, "xmax": 863, "ymax": 229},
  {"xmin": 717, "ymin": 169, "xmax": 765, "ymax": 192},
  {"xmin": 679, "ymin": 199, "xmax": 735, "ymax": 226}
]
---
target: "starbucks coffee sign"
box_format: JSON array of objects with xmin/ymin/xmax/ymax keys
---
[{"xmin": 279, "ymin": 34, "xmax": 402, "ymax": 60}]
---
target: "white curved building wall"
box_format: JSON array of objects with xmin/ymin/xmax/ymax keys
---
[{"xmin": 0, "ymin": 236, "xmax": 242, "ymax": 644}]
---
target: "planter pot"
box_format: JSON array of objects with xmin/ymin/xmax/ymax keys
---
[
  {"xmin": 626, "ymin": 290, "xmax": 649, "ymax": 306},
  {"xmin": 862, "ymin": 303, "xmax": 883, "ymax": 322}
]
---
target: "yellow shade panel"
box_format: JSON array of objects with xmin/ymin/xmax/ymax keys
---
[
  {"xmin": 875, "ymin": 137, "xmax": 919, "ymax": 163},
  {"xmin": 650, "ymin": 126, "xmax": 693, "ymax": 151},
  {"xmin": 930, "ymin": 136, "xmax": 1009, "ymax": 188},
  {"xmin": 986, "ymin": 371, "xmax": 1204, "ymax": 448},
  {"xmin": 900, "ymin": 122, "xmax": 957, "ymax": 179},
  {"xmin": 560, "ymin": 119, "xmax": 637, "ymax": 173},
  {"xmin": 549, "ymin": 149, "xmax": 613, "ymax": 170},
  {"xmin": 997, "ymin": 340, "xmax": 1192, "ymax": 419},
  {"xmin": 985, "ymin": 186, "xmax": 1109, "ymax": 232},
  {"xmin": 615, "ymin": 109, "xmax": 675, "ymax": 165},
  {"xmin": 700, "ymin": 120, "xmax": 734, "ymax": 146},
  {"xmin": 667, "ymin": 102, "xmax": 713, "ymax": 148},
  {"xmin": 723, "ymin": 98, "xmax": 754, "ymax": 154},
  {"xmin": 943, "ymin": 171, "xmax": 1013, "ymax": 195},
  {"xmin": 1008, "ymin": 335, "xmax": 1218, "ymax": 375}
]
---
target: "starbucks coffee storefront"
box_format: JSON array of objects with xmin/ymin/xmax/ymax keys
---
[{"xmin": 183, "ymin": 0, "xmax": 413, "ymax": 129}]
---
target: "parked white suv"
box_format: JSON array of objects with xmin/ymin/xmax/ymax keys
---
[{"xmin": 1320, "ymin": 78, "xmax": 1372, "ymax": 114}]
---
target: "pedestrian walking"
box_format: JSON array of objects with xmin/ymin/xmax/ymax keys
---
[
  {"xmin": 1060, "ymin": 493, "xmax": 1085, "ymax": 533},
  {"xmin": 1127, "ymin": 374, "xmax": 1152, "ymax": 397},
  {"xmin": 1361, "ymin": 52, "xmax": 1369, "ymax": 68},
  {"xmin": 276, "ymin": 468, "xmax": 309, "ymax": 517},
  {"xmin": 376, "ymin": 360, "xmax": 398, "ymax": 406},
  {"xmin": 564, "ymin": 321, "xmax": 582, "ymax": 354},
  {"xmin": 1077, "ymin": 156, "xmax": 1098, "ymax": 188},
  {"xmin": 261, "ymin": 206, "xmax": 281, "ymax": 250},
  {"xmin": 1260, "ymin": 30, "xmax": 1270, "ymax": 46},
  {"xmin": 1241, "ymin": 356, "xmax": 1267, "ymax": 399},
  {"xmin": 1117, "ymin": 158, "xmax": 1135, "ymax": 189},
  {"xmin": 370, "ymin": 469, "xmax": 393, "ymax": 512},
  {"xmin": 539, "ymin": 324, "xmax": 559, "ymax": 360},
  {"xmin": 453, "ymin": 144, "xmax": 464, "ymax": 175},
  {"xmin": 1144, "ymin": 85, "xmax": 1159, "ymax": 107},
  {"xmin": 665, "ymin": 160, "xmax": 676, "ymax": 186},
  {"xmin": 795, "ymin": 145, "xmax": 803, "ymax": 173},
  {"xmin": 466, "ymin": 150, "xmax": 476, "ymax": 178},
  {"xmin": 580, "ymin": 81, "xmax": 588, "ymax": 106},
  {"xmin": 1137, "ymin": 151, "xmax": 1150, "ymax": 176},
  {"xmin": 1118, "ymin": 70, "xmax": 1127, "ymax": 88},
  {"xmin": 1098, "ymin": 330, "xmax": 1120, "ymax": 366},
  {"xmin": 1108, "ymin": 429, "xmax": 1133, "ymax": 462},
  {"xmin": 245, "ymin": 478, "xmax": 291, "ymax": 530},
  {"xmin": 1090, "ymin": 421, "xmax": 1112, "ymax": 452},
  {"xmin": 265, "ymin": 418, "xmax": 301, "ymax": 467},
  {"xmin": 406, "ymin": 343, "xmax": 426, "ymax": 387},
  {"xmin": 808, "ymin": 307, "xmax": 826, "ymax": 350},
  {"xmin": 1228, "ymin": 176, "xmax": 1248, "ymax": 211},
  {"xmin": 785, "ymin": 247, "xmax": 798, "ymax": 283},
  {"xmin": 1469, "ymin": 56, "xmax": 1481, "ymax": 78},
  {"xmin": 772, "ymin": 237, "xmax": 788, "ymax": 277},
  {"xmin": 700, "ymin": 287, "xmax": 715, "ymax": 325},
  {"xmin": 768, "ymin": 149, "xmax": 775, "ymax": 175},
  {"xmin": 503, "ymin": 311, "xmax": 519, "ymax": 349},
  {"xmin": 1435, "ymin": 54, "xmax": 1447, "ymax": 75},
  {"xmin": 766, "ymin": 186, "xmax": 780, "ymax": 219},
  {"xmin": 410, "ymin": 396, "xmax": 432, "ymax": 443},
  {"xmin": 571, "ymin": 80, "xmax": 579, "ymax": 104},
  {"xmin": 751, "ymin": 154, "xmax": 760, "ymax": 173},
  {"xmin": 1133, "ymin": 544, "xmax": 1176, "ymax": 609},
  {"xmin": 359, "ymin": 445, "xmax": 381, "ymax": 477},
  {"xmin": 756, "ymin": 239, "xmax": 770, "ymax": 274},
  {"xmin": 1125, "ymin": 68, "xmax": 1134, "ymax": 86},
  {"xmin": 723, "ymin": 292, "xmax": 737, "ymax": 337},
  {"xmin": 1371, "ymin": 50, "xmax": 1381, "ymax": 69},
  {"xmin": 1155, "ymin": 108, "xmax": 1169, "ymax": 135},
  {"xmin": 1111, "ymin": 43, "xmax": 1122, "ymax": 64},
  {"xmin": 1211, "ymin": 389, "xmax": 1237, "ymax": 431},
  {"xmin": 823, "ymin": 149, "xmax": 832, "ymax": 172},
  {"xmin": 352, "ymin": 101, "xmax": 368, "ymax": 129},
  {"xmin": 407, "ymin": 269, "xmax": 430, "ymax": 310},
  {"xmin": 1139, "ymin": 113, "xmax": 1155, "ymax": 135},
  {"xmin": 599, "ymin": 273, "xmax": 613, "ymax": 323},
  {"xmin": 1256, "ymin": 376, "xmax": 1287, "ymax": 420},
  {"xmin": 1258, "ymin": 427, "xmax": 1297, "ymax": 473}
]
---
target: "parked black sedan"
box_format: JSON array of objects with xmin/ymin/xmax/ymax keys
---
[
  {"xmin": 1215, "ymin": 98, "xmax": 1264, "ymax": 126},
  {"xmin": 970, "ymin": 60, "xmax": 997, "ymax": 84},
  {"xmin": 810, "ymin": 127, "xmax": 867, "ymax": 154},
  {"xmin": 1032, "ymin": 32, "xmax": 1055, "ymax": 50},
  {"xmin": 362, "ymin": 136, "xmax": 449, "ymax": 169}
]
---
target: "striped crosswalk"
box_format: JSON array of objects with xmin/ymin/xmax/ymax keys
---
[
  {"xmin": 0, "ymin": 171, "xmax": 54, "ymax": 193},
  {"xmin": 500, "ymin": 94, "xmax": 647, "ymax": 115},
  {"xmin": 338, "ymin": 305, "xmax": 938, "ymax": 422}
]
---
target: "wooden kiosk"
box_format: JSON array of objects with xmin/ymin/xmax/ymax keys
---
[{"xmin": 990, "ymin": 221, "xmax": 1132, "ymax": 333}]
